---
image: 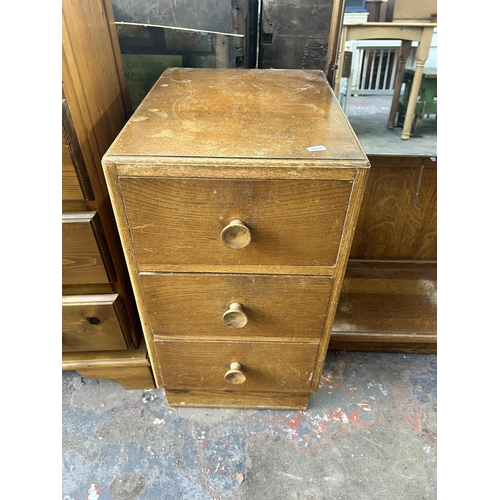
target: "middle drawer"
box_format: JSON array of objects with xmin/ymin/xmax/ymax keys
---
[{"xmin": 140, "ymin": 273, "xmax": 333, "ymax": 340}]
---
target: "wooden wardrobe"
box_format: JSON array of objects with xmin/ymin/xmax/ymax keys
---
[{"xmin": 62, "ymin": 0, "xmax": 154, "ymax": 388}]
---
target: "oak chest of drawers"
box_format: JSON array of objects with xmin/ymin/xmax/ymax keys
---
[{"xmin": 102, "ymin": 68, "xmax": 370, "ymax": 409}]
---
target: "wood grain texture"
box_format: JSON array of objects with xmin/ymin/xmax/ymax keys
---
[
  {"xmin": 62, "ymin": 213, "xmax": 111, "ymax": 285},
  {"xmin": 165, "ymin": 389, "xmax": 310, "ymax": 409},
  {"xmin": 63, "ymin": 283, "xmax": 114, "ymax": 295},
  {"xmin": 62, "ymin": 99, "xmax": 94, "ymax": 201},
  {"xmin": 101, "ymin": 69, "xmax": 370, "ymax": 407},
  {"xmin": 72, "ymin": 366, "xmax": 155, "ymax": 389},
  {"xmin": 63, "ymin": 201, "xmax": 88, "ymax": 212},
  {"xmin": 329, "ymin": 261, "xmax": 436, "ymax": 353},
  {"xmin": 119, "ymin": 177, "xmax": 352, "ymax": 268},
  {"xmin": 103, "ymin": 68, "xmax": 367, "ymax": 161},
  {"xmin": 140, "ymin": 273, "xmax": 333, "ymax": 340},
  {"xmin": 311, "ymin": 166, "xmax": 370, "ymax": 390},
  {"xmin": 103, "ymin": 164, "xmax": 165, "ymax": 389},
  {"xmin": 114, "ymin": 162, "xmax": 360, "ymax": 179},
  {"xmin": 137, "ymin": 264, "xmax": 335, "ymax": 276},
  {"xmin": 62, "ymin": 132, "xmax": 85, "ymax": 201},
  {"xmin": 344, "ymin": 23, "xmax": 434, "ymax": 43},
  {"xmin": 155, "ymin": 340, "xmax": 318, "ymax": 393},
  {"xmin": 325, "ymin": 0, "xmax": 345, "ymax": 85},
  {"xmin": 62, "ymin": 342, "xmax": 150, "ymax": 368},
  {"xmin": 328, "ymin": 333, "xmax": 436, "ymax": 354},
  {"xmin": 63, "ymin": 0, "xmax": 128, "ymax": 158},
  {"xmin": 62, "ymin": 0, "xmax": 143, "ymax": 354},
  {"xmin": 62, "ymin": 343, "xmax": 155, "ymax": 389},
  {"xmin": 333, "ymin": 277, "xmax": 436, "ymax": 333},
  {"xmin": 349, "ymin": 155, "xmax": 437, "ymax": 260},
  {"xmin": 62, "ymin": 294, "xmax": 129, "ymax": 352}
]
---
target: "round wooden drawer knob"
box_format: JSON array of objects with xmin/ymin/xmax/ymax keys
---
[
  {"xmin": 224, "ymin": 362, "xmax": 246, "ymax": 384},
  {"xmin": 220, "ymin": 219, "xmax": 251, "ymax": 250},
  {"xmin": 222, "ymin": 302, "xmax": 248, "ymax": 328}
]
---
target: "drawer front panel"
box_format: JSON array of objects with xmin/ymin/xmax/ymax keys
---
[
  {"xmin": 155, "ymin": 340, "xmax": 318, "ymax": 392},
  {"xmin": 62, "ymin": 294, "xmax": 129, "ymax": 352},
  {"xmin": 119, "ymin": 177, "xmax": 352, "ymax": 268},
  {"xmin": 141, "ymin": 273, "xmax": 333, "ymax": 339},
  {"xmin": 62, "ymin": 212, "xmax": 112, "ymax": 285}
]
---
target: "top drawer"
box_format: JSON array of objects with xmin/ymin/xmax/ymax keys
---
[{"xmin": 119, "ymin": 177, "xmax": 352, "ymax": 269}]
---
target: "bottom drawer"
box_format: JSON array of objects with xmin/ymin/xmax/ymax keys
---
[
  {"xmin": 62, "ymin": 294, "xmax": 129, "ymax": 352},
  {"xmin": 154, "ymin": 340, "xmax": 319, "ymax": 393}
]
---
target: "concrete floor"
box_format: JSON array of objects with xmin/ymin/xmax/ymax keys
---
[
  {"xmin": 346, "ymin": 95, "xmax": 437, "ymax": 156},
  {"xmin": 62, "ymin": 351, "xmax": 437, "ymax": 500}
]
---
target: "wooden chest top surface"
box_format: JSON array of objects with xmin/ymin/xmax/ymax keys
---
[{"xmin": 105, "ymin": 68, "xmax": 368, "ymax": 164}]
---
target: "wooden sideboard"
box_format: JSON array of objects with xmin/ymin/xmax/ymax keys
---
[
  {"xmin": 102, "ymin": 68, "xmax": 370, "ymax": 409},
  {"xmin": 62, "ymin": 0, "xmax": 154, "ymax": 389},
  {"xmin": 331, "ymin": 154, "xmax": 437, "ymax": 353}
]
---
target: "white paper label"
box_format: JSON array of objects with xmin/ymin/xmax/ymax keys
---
[{"xmin": 307, "ymin": 145, "xmax": 327, "ymax": 152}]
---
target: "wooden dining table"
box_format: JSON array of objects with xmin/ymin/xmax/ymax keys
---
[{"xmin": 331, "ymin": 22, "xmax": 437, "ymax": 140}]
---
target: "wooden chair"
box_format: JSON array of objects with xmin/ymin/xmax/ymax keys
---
[{"xmin": 326, "ymin": 22, "xmax": 436, "ymax": 140}]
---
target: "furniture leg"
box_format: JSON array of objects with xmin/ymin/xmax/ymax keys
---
[
  {"xmin": 401, "ymin": 62, "xmax": 423, "ymax": 139},
  {"xmin": 387, "ymin": 40, "xmax": 411, "ymax": 129},
  {"xmin": 400, "ymin": 27, "xmax": 434, "ymax": 139}
]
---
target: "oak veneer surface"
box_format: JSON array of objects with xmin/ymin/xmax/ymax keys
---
[
  {"xmin": 350, "ymin": 155, "xmax": 437, "ymax": 261},
  {"xmin": 330, "ymin": 261, "xmax": 437, "ymax": 353},
  {"xmin": 120, "ymin": 177, "xmax": 352, "ymax": 268},
  {"xmin": 140, "ymin": 273, "xmax": 333, "ymax": 340},
  {"xmin": 329, "ymin": 154, "xmax": 437, "ymax": 353},
  {"xmin": 154, "ymin": 340, "xmax": 318, "ymax": 392},
  {"xmin": 165, "ymin": 390, "xmax": 310, "ymax": 410},
  {"xmin": 333, "ymin": 265, "xmax": 437, "ymax": 334},
  {"xmin": 105, "ymin": 68, "xmax": 366, "ymax": 161}
]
